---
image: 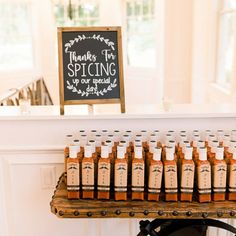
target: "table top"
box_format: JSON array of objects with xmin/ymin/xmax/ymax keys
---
[{"xmin": 50, "ymin": 174, "xmax": 236, "ymax": 219}]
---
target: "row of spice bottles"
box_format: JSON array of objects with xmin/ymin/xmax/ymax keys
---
[{"xmin": 64, "ymin": 130, "xmax": 236, "ymax": 202}]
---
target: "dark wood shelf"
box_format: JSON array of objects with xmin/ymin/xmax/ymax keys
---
[{"xmin": 50, "ymin": 174, "xmax": 236, "ymax": 219}]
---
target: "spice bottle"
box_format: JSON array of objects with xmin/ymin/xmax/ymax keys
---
[
  {"xmin": 164, "ymin": 146, "xmax": 178, "ymax": 201},
  {"xmin": 227, "ymin": 146, "xmax": 236, "ymax": 200},
  {"xmin": 180, "ymin": 146, "xmax": 195, "ymax": 202},
  {"xmin": 148, "ymin": 147, "xmax": 163, "ymax": 201},
  {"xmin": 196, "ymin": 147, "xmax": 211, "ymax": 203},
  {"xmin": 67, "ymin": 145, "xmax": 80, "ymax": 199},
  {"xmin": 131, "ymin": 145, "xmax": 145, "ymax": 200},
  {"xmin": 212, "ymin": 146, "xmax": 227, "ymax": 201},
  {"xmin": 82, "ymin": 144, "xmax": 94, "ymax": 199},
  {"xmin": 97, "ymin": 145, "xmax": 111, "ymax": 200},
  {"xmin": 64, "ymin": 134, "xmax": 73, "ymax": 178},
  {"xmin": 114, "ymin": 145, "xmax": 128, "ymax": 201}
]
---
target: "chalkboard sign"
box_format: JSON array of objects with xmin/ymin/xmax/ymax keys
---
[{"xmin": 57, "ymin": 27, "xmax": 125, "ymax": 114}]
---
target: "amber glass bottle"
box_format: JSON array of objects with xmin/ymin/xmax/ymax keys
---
[
  {"xmin": 67, "ymin": 145, "xmax": 80, "ymax": 199},
  {"xmin": 97, "ymin": 145, "xmax": 111, "ymax": 200},
  {"xmin": 196, "ymin": 147, "xmax": 211, "ymax": 203},
  {"xmin": 227, "ymin": 146, "xmax": 236, "ymax": 200},
  {"xmin": 148, "ymin": 147, "xmax": 163, "ymax": 201},
  {"xmin": 131, "ymin": 145, "xmax": 145, "ymax": 200},
  {"xmin": 114, "ymin": 145, "xmax": 128, "ymax": 201},
  {"xmin": 82, "ymin": 144, "xmax": 95, "ymax": 199},
  {"xmin": 212, "ymin": 146, "xmax": 227, "ymax": 201},
  {"xmin": 164, "ymin": 146, "xmax": 178, "ymax": 201},
  {"xmin": 180, "ymin": 146, "xmax": 195, "ymax": 202}
]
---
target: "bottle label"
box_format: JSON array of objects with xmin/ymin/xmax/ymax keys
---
[
  {"xmin": 114, "ymin": 162, "xmax": 128, "ymax": 192},
  {"xmin": 97, "ymin": 161, "xmax": 111, "ymax": 191},
  {"xmin": 197, "ymin": 163, "xmax": 211, "ymax": 194},
  {"xmin": 148, "ymin": 164, "xmax": 163, "ymax": 193},
  {"xmin": 67, "ymin": 162, "xmax": 80, "ymax": 191},
  {"xmin": 181, "ymin": 163, "xmax": 195, "ymax": 193},
  {"xmin": 229, "ymin": 163, "xmax": 236, "ymax": 192},
  {"xmin": 82, "ymin": 161, "xmax": 94, "ymax": 191},
  {"xmin": 132, "ymin": 162, "xmax": 144, "ymax": 192},
  {"xmin": 164, "ymin": 164, "xmax": 178, "ymax": 193},
  {"xmin": 213, "ymin": 163, "xmax": 227, "ymax": 193}
]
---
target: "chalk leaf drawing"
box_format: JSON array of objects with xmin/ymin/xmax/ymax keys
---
[
  {"xmin": 66, "ymin": 80, "xmax": 117, "ymax": 97},
  {"xmin": 64, "ymin": 34, "xmax": 115, "ymax": 52}
]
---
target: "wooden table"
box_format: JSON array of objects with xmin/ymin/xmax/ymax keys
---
[{"xmin": 50, "ymin": 174, "xmax": 236, "ymax": 219}]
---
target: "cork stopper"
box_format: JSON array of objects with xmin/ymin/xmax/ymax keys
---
[
  {"xmin": 184, "ymin": 146, "xmax": 193, "ymax": 160},
  {"xmin": 88, "ymin": 140, "xmax": 95, "ymax": 153},
  {"xmin": 199, "ymin": 147, "xmax": 207, "ymax": 161},
  {"xmin": 84, "ymin": 144, "xmax": 92, "ymax": 158},
  {"xmin": 153, "ymin": 147, "xmax": 162, "ymax": 161},
  {"xmin": 101, "ymin": 145, "xmax": 109, "ymax": 158},
  {"xmin": 134, "ymin": 145, "xmax": 143, "ymax": 159},
  {"xmin": 117, "ymin": 145, "xmax": 125, "ymax": 159},
  {"xmin": 215, "ymin": 146, "xmax": 224, "ymax": 160},
  {"xmin": 165, "ymin": 146, "xmax": 174, "ymax": 161},
  {"xmin": 69, "ymin": 145, "xmax": 79, "ymax": 158}
]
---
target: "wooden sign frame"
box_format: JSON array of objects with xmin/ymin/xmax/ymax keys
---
[{"xmin": 57, "ymin": 27, "xmax": 125, "ymax": 115}]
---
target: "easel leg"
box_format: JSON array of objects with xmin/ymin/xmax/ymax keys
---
[{"xmin": 60, "ymin": 105, "xmax": 64, "ymax": 115}]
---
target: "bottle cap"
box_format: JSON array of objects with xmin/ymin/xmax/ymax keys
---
[
  {"xmin": 199, "ymin": 147, "xmax": 207, "ymax": 161},
  {"xmin": 88, "ymin": 140, "xmax": 96, "ymax": 153},
  {"xmin": 84, "ymin": 144, "xmax": 92, "ymax": 158},
  {"xmin": 168, "ymin": 140, "xmax": 175, "ymax": 148},
  {"xmin": 117, "ymin": 145, "xmax": 125, "ymax": 159},
  {"xmin": 215, "ymin": 146, "xmax": 224, "ymax": 160},
  {"xmin": 184, "ymin": 146, "xmax": 193, "ymax": 160},
  {"xmin": 79, "ymin": 130, "xmax": 85, "ymax": 134},
  {"xmin": 134, "ymin": 145, "xmax": 143, "ymax": 159},
  {"xmin": 134, "ymin": 139, "xmax": 142, "ymax": 147},
  {"xmin": 231, "ymin": 130, "xmax": 236, "ymax": 136},
  {"xmin": 65, "ymin": 134, "xmax": 73, "ymax": 146},
  {"xmin": 153, "ymin": 147, "xmax": 162, "ymax": 161},
  {"xmin": 90, "ymin": 130, "xmax": 97, "ymax": 136},
  {"xmin": 193, "ymin": 130, "xmax": 199, "ymax": 135},
  {"xmin": 72, "ymin": 140, "xmax": 80, "ymax": 152},
  {"xmin": 123, "ymin": 134, "xmax": 130, "ymax": 142},
  {"xmin": 165, "ymin": 146, "xmax": 174, "ymax": 161},
  {"xmin": 105, "ymin": 140, "xmax": 113, "ymax": 153},
  {"xmin": 149, "ymin": 140, "xmax": 156, "ymax": 147},
  {"xmin": 108, "ymin": 134, "xmax": 114, "ymax": 140},
  {"xmin": 154, "ymin": 130, "xmax": 160, "ymax": 134},
  {"xmin": 69, "ymin": 145, "xmax": 79, "ymax": 158},
  {"xmin": 80, "ymin": 134, "xmax": 87, "ymax": 147},
  {"xmin": 180, "ymin": 130, "xmax": 187, "ymax": 134},
  {"xmin": 135, "ymin": 134, "xmax": 143, "ymax": 142},
  {"xmin": 233, "ymin": 146, "xmax": 236, "ymax": 160},
  {"xmin": 101, "ymin": 145, "xmax": 109, "ymax": 158},
  {"xmin": 150, "ymin": 134, "xmax": 158, "ymax": 141},
  {"xmin": 119, "ymin": 140, "xmax": 127, "ymax": 147}
]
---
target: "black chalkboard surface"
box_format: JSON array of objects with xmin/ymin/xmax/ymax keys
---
[{"xmin": 57, "ymin": 27, "xmax": 125, "ymax": 114}]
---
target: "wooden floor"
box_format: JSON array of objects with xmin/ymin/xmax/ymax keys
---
[{"xmin": 50, "ymin": 174, "xmax": 236, "ymax": 219}]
